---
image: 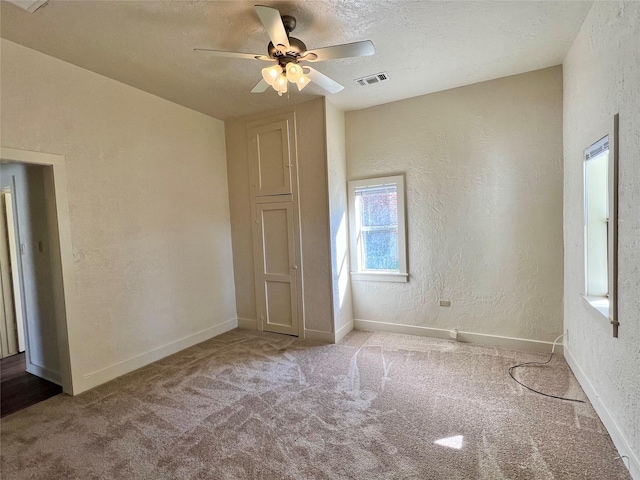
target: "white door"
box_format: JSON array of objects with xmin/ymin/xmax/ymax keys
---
[
  {"xmin": 253, "ymin": 201, "xmax": 299, "ymax": 336},
  {"xmin": 248, "ymin": 117, "xmax": 294, "ymax": 197}
]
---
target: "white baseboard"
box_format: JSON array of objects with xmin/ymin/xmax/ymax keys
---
[
  {"xmin": 75, "ymin": 318, "xmax": 238, "ymax": 395},
  {"xmin": 26, "ymin": 362, "xmax": 62, "ymax": 386},
  {"xmin": 564, "ymin": 346, "xmax": 639, "ymax": 479},
  {"xmin": 304, "ymin": 328, "xmax": 334, "ymax": 343},
  {"xmin": 237, "ymin": 317, "xmax": 257, "ymax": 330},
  {"xmin": 335, "ymin": 319, "xmax": 354, "ymax": 343},
  {"xmin": 353, "ymin": 319, "xmax": 563, "ymax": 354}
]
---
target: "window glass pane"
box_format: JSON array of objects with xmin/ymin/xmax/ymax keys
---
[
  {"xmin": 355, "ymin": 185, "xmax": 399, "ymax": 271},
  {"xmin": 356, "ymin": 186, "xmax": 397, "ymax": 228},
  {"xmin": 362, "ymin": 230, "xmax": 398, "ymax": 270},
  {"xmin": 584, "ymin": 149, "xmax": 609, "ymax": 296}
]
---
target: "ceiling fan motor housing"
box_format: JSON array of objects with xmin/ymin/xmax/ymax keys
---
[{"xmin": 268, "ymin": 37, "xmax": 307, "ymax": 65}]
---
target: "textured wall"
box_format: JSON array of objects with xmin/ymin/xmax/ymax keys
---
[
  {"xmin": 0, "ymin": 163, "xmax": 59, "ymax": 376},
  {"xmin": 346, "ymin": 67, "xmax": 564, "ymax": 342},
  {"xmin": 1, "ymin": 40, "xmax": 237, "ymax": 391},
  {"xmin": 226, "ymin": 98, "xmax": 334, "ymax": 335},
  {"xmin": 563, "ymin": 1, "xmax": 640, "ymax": 471},
  {"xmin": 324, "ymin": 99, "xmax": 353, "ymax": 335}
]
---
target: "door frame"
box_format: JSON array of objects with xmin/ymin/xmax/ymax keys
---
[
  {"xmin": 247, "ymin": 112, "xmax": 305, "ymax": 336},
  {"xmin": 0, "ymin": 147, "xmax": 76, "ymax": 394}
]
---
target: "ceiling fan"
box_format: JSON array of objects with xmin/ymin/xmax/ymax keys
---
[{"xmin": 194, "ymin": 5, "xmax": 375, "ymax": 96}]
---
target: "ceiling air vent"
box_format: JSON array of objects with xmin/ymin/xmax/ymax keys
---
[{"xmin": 355, "ymin": 72, "xmax": 389, "ymax": 87}]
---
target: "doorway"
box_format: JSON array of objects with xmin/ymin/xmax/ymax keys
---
[
  {"xmin": 0, "ymin": 162, "xmax": 64, "ymax": 416},
  {"xmin": 0, "ymin": 147, "xmax": 75, "ymax": 406}
]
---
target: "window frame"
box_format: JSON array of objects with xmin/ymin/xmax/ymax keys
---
[
  {"xmin": 348, "ymin": 174, "xmax": 408, "ymax": 283},
  {"xmin": 581, "ymin": 114, "xmax": 619, "ymax": 337},
  {"xmin": 583, "ymin": 136, "xmax": 610, "ymax": 298}
]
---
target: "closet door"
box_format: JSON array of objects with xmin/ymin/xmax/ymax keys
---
[
  {"xmin": 248, "ymin": 117, "xmax": 293, "ymax": 197},
  {"xmin": 253, "ymin": 201, "xmax": 299, "ymax": 336}
]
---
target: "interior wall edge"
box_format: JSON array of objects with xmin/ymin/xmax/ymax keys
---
[
  {"xmin": 320, "ymin": 98, "xmax": 337, "ymax": 333},
  {"xmin": 335, "ymin": 319, "xmax": 354, "ymax": 343}
]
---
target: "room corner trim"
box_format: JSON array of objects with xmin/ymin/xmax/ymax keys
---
[
  {"xmin": 75, "ymin": 317, "xmax": 238, "ymax": 395},
  {"xmin": 353, "ymin": 319, "xmax": 564, "ymax": 354},
  {"xmin": 237, "ymin": 317, "xmax": 258, "ymax": 330},
  {"xmin": 335, "ymin": 319, "xmax": 354, "ymax": 343},
  {"xmin": 564, "ymin": 346, "xmax": 640, "ymax": 479}
]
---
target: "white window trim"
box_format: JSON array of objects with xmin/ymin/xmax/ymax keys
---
[{"xmin": 348, "ymin": 174, "xmax": 408, "ymax": 283}]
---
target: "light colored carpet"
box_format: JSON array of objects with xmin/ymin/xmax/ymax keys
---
[{"xmin": 0, "ymin": 329, "xmax": 630, "ymax": 479}]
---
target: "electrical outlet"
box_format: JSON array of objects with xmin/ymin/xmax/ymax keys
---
[
  {"xmin": 439, "ymin": 300, "xmax": 451, "ymax": 307},
  {"xmin": 449, "ymin": 329, "xmax": 458, "ymax": 340}
]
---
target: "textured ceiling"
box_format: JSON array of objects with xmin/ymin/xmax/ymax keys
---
[{"xmin": 0, "ymin": 0, "xmax": 593, "ymax": 120}]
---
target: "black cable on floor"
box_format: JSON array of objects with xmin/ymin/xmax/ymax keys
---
[{"xmin": 508, "ymin": 334, "xmax": 585, "ymax": 403}]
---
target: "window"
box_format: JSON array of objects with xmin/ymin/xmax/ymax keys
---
[
  {"xmin": 348, "ymin": 175, "xmax": 408, "ymax": 282},
  {"xmin": 584, "ymin": 136, "xmax": 609, "ymax": 298},
  {"xmin": 582, "ymin": 115, "xmax": 619, "ymax": 337}
]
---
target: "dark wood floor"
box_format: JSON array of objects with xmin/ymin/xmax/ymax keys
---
[{"xmin": 1, "ymin": 352, "xmax": 62, "ymax": 418}]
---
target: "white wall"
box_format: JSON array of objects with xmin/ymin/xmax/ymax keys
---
[
  {"xmin": 0, "ymin": 39, "xmax": 237, "ymax": 394},
  {"xmin": 226, "ymin": 98, "xmax": 334, "ymax": 338},
  {"xmin": 346, "ymin": 67, "xmax": 564, "ymax": 347},
  {"xmin": 563, "ymin": 2, "xmax": 640, "ymax": 477},
  {"xmin": 0, "ymin": 163, "xmax": 60, "ymax": 380},
  {"xmin": 324, "ymin": 99, "xmax": 353, "ymax": 340}
]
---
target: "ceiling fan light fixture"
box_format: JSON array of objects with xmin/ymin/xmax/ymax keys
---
[
  {"xmin": 285, "ymin": 63, "xmax": 303, "ymax": 83},
  {"xmin": 262, "ymin": 64, "xmax": 282, "ymax": 86},
  {"xmin": 296, "ymin": 74, "xmax": 310, "ymax": 91},
  {"xmin": 273, "ymin": 74, "xmax": 288, "ymax": 96}
]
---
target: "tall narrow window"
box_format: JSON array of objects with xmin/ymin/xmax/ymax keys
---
[
  {"xmin": 584, "ymin": 136, "xmax": 609, "ymax": 298},
  {"xmin": 348, "ymin": 175, "xmax": 408, "ymax": 282},
  {"xmin": 582, "ymin": 114, "xmax": 619, "ymax": 339}
]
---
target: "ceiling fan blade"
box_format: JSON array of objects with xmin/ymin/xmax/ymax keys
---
[
  {"xmin": 302, "ymin": 40, "xmax": 375, "ymax": 62},
  {"xmin": 304, "ymin": 67, "xmax": 344, "ymax": 94},
  {"xmin": 251, "ymin": 78, "xmax": 270, "ymax": 93},
  {"xmin": 194, "ymin": 49, "xmax": 273, "ymax": 61},
  {"xmin": 255, "ymin": 5, "xmax": 290, "ymax": 52}
]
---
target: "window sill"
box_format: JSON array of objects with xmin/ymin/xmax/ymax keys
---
[
  {"xmin": 350, "ymin": 272, "xmax": 409, "ymax": 283},
  {"xmin": 581, "ymin": 295, "xmax": 610, "ymax": 321}
]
